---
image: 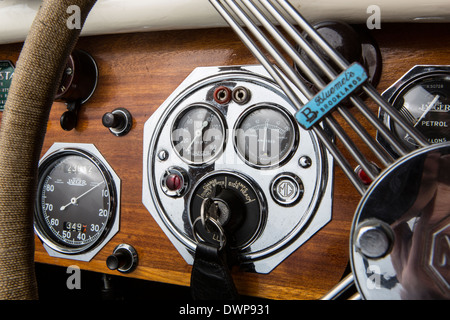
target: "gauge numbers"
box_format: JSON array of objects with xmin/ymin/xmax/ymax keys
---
[
  {"xmin": 171, "ymin": 104, "xmax": 226, "ymax": 164},
  {"xmin": 234, "ymin": 105, "xmax": 298, "ymax": 168},
  {"xmin": 35, "ymin": 149, "xmax": 117, "ymax": 255}
]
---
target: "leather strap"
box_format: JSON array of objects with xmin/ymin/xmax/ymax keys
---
[{"xmin": 190, "ymin": 242, "xmax": 239, "ymax": 300}]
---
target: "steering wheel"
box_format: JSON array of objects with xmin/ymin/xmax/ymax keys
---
[{"xmin": 0, "ymin": 0, "xmax": 96, "ymax": 299}]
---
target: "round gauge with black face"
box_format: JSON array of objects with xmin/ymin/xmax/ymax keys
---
[
  {"xmin": 391, "ymin": 73, "xmax": 450, "ymax": 148},
  {"xmin": 34, "ymin": 149, "xmax": 117, "ymax": 255},
  {"xmin": 234, "ymin": 105, "xmax": 298, "ymax": 168},
  {"xmin": 171, "ymin": 104, "xmax": 226, "ymax": 164}
]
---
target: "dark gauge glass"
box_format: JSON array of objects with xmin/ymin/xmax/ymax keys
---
[
  {"xmin": 34, "ymin": 149, "xmax": 117, "ymax": 254},
  {"xmin": 234, "ymin": 105, "xmax": 298, "ymax": 168},
  {"xmin": 171, "ymin": 104, "xmax": 226, "ymax": 164},
  {"xmin": 391, "ymin": 74, "xmax": 450, "ymax": 148}
]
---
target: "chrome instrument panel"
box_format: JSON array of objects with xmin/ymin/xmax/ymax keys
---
[{"xmin": 142, "ymin": 65, "xmax": 334, "ymax": 273}]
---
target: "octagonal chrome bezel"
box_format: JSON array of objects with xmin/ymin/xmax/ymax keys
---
[
  {"xmin": 142, "ymin": 65, "xmax": 334, "ymax": 273},
  {"xmin": 35, "ymin": 143, "xmax": 121, "ymax": 262}
]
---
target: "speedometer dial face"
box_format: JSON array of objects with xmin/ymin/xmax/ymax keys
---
[
  {"xmin": 234, "ymin": 105, "xmax": 298, "ymax": 168},
  {"xmin": 171, "ymin": 104, "xmax": 226, "ymax": 164},
  {"xmin": 391, "ymin": 74, "xmax": 450, "ymax": 148},
  {"xmin": 35, "ymin": 149, "xmax": 117, "ymax": 254}
]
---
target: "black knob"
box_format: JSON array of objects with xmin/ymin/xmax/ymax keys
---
[
  {"xmin": 102, "ymin": 108, "xmax": 132, "ymax": 136},
  {"xmin": 106, "ymin": 251, "xmax": 127, "ymax": 270},
  {"xmin": 102, "ymin": 112, "xmax": 123, "ymax": 129},
  {"xmin": 60, "ymin": 110, "xmax": 78, "ymax": 131},
  {"xmin": 106, "ymin": 244, "xmax": 138, "ymax": 273}
]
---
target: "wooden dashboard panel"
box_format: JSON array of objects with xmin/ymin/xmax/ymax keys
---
[{"xmin": 0, "ymin": 23, "xmax": 449, "ymax": 300}]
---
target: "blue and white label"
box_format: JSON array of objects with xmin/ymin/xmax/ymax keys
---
[{"xmin": 295, "ymin": 62, "xmax": 368, "ymax": 129}]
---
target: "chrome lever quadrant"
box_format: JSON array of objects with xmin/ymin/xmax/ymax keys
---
[{"xmin": 209, "ymin": 0, "xmax": 429, "ymax": 195}]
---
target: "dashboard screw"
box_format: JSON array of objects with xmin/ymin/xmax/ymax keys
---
[
  {"xmin": 158, "ymin": 150, "xmax": 168, "ymax": 161},
  {"xmin": 299, "ymin": 156, "xmax": 312, "ymax": 168}
]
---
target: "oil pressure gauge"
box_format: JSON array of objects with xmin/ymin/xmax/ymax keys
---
[
  {"xmin": 379, "ymin": 65, "xmax": 450, "ymax": 156},
  {"xmin": 34, "ymin": 143, "xmax": 120, "ymax": 261},
  {"xmin": 171, "ymin": 104, "xmax": 226, "ymax": 165}
]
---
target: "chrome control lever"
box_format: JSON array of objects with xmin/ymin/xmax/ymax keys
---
[{"xmin": 210, "ymin": 0, "xmax": 429, "ymax": 195}]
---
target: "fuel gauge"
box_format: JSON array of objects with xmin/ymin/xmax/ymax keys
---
[
  {"xmin": 380, "ymin": 66, "xmax": 450, "ymax": 155},
  {"xmin": 234, "ymin": 104, "xmax": 298, "ymax": 168}
]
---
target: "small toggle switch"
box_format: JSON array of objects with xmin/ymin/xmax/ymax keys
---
[
  {"xmin": 106, "ymin": 244, "xmax": 138, "ymax": 273},
  {"xmin": 102, "ymin": 108, "xmax": 133, "ymax": 136}
]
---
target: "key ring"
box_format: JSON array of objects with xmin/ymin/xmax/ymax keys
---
[
  {"xmin": 200, "ymin": 197, "xmax": 215, "ymax": 228},
  {"xmin": 192, "ymin": 216, "xmax": 227, "ymax": 251}
]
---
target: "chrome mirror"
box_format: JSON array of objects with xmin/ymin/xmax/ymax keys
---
[{"xmin": 350, "ymin": 143, "xmax": 450, "ymax": 299}]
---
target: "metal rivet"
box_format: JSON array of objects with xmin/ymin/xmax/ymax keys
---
[
  {"xmin": 299, "ymin": 156, "xmax": 312, "ymax": 168},
  {"xmin": 158, "ymin": 150, "xmax": 168, "ymax": 161}
]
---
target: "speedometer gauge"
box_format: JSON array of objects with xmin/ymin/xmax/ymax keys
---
[
  {"xmin": 34, "ymin": 144, "xmax": 120, "ymax": 260},
  {"xmin": 234, "ymin": 104, "xmax": 298, "ymax": 168},
  {"xmin": 379, "ymin": 65, "xmax": 450, "ymax": 155}
]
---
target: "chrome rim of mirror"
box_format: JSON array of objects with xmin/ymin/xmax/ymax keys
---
[{"xmin": 351, "ymin": 142, "xmax": 450, "ymax": 300}]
